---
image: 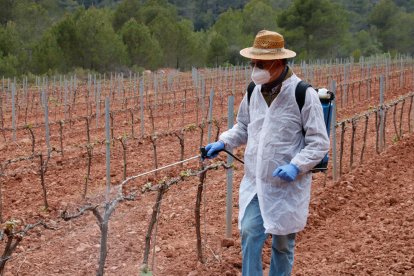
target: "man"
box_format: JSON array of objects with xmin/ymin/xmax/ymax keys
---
[{"xmin": 204, "ymin": 30, "xmax": 330, "ymax": 275}]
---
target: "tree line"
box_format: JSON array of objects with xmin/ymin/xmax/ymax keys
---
[{"xmin": 1, "ymin": 0, "xmax": 414, "ymax": 77}]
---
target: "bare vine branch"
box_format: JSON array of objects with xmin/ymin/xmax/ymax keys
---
[
  {"xmin": 360, "ymin": 115, "xmax": 369, "ymax": 164},
  {"xmin": 118, "ymin": 135, "xmax": 128, "ymax": 181},
  {"xmin": 174, "ymin": 130, "xmax": 185, "ymax": 167},
  {"xmin": 0, "ymin": 220, "xmax": 55, "ymax": 275},
  {"xmin": 350, "ymin": 119, "xmax": 357, "ymax": 170},
  {"xmin": 24, "ymin": 124, "xmax": 35, "ymax": 156}
]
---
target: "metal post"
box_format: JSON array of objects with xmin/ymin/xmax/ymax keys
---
[
  {"xmin": 64, "ymin": 77, "xmax": 68, "ymax": 120},
  {"xmin": 154, "ymin": 72, "xmax": 158, "ymax": 112},
  {"xmin": 207, "ymin": 88, "xmax": 215, "ymax": 144},
  {"xmin": 133, "ymin": 73, "xmax": 137, "ymax": 105},
  {"xmin": 6, "ymin": 78, "xmax": 10, "ymax": 105},
  {"xmin": 42, "ymin": 86, "xmax": 51, "ymax": 153},
  {"xmin": 232, "ymin": 65, "xmax": 236, "ymax": 96},
  {"xmin": 109, "ymin": 73, "xmax": 113, "ymax": 99},
  {"xmin": 385, "ymin": 57, "xmax": 389, "ymax": 92},
  {"xmin": 367, "ymin": 65, "xmax": 371, "ymax": 99},
  {"xmin": 139, "ymin": 78, "xmax": 145, "ymax": 137},
  {"xmin": 379, "ymin": 75, "xmax": 385, "ymax": 152},
  {"xmin": 129, "ymin": 70, "xmax": 132, "ymax": 98},
  {"xmin": 331, "ymin": 80, "xmax": 338, "ymax": 182},
  {"xmin": 117, "ymin": 73, "xmax": 121, "ymax": 99},
  {"xmin": 69, "ymin": 75, "xmax": 73, "ymax": 105},
  {"xmin": 201, "ymin": 77, "xmax": 206, "ymax": 120},
  {"xmin": 343, "ymin": 63, "xmax": 347, "ymax": 107},
  {"xmin": 11, "ymin": 82, "xmax": 16, "ymax": 141},
  {"xmin": 105, "ymin": 97, "xmax": 111, "ymax": 202},
  {"xmin": 96, "ymin": 80, "xmax": 101, "ymax": 128},
  {"xmin": 225, "ymin": 95, "xmax": 235, "ymax": 238}
]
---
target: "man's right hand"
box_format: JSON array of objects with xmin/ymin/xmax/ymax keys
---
[{"xmin": 205, "ymin": 141, "xmax": 225, "ymax": 158}]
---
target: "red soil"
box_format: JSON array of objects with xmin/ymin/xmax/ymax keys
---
[{"xmin": 1, "ymin": 66, "xmax": 413, "ymax": 275}]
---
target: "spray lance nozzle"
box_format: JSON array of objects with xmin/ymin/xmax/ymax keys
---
[
  {"xmin": 200, "ymin": 147, "xmax": 208, "ymax": 159},
  {"xmin": 199, "ymin": 147, "xmax": 244, "ymax": 164}
]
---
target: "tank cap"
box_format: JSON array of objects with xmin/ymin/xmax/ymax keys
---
[{"xmin": 317, "ymin": 88, "xmax": 332, "ymax": 100}]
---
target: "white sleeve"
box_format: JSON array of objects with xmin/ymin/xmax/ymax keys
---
[
  {"xmin": 218, "ymin": 94, "xmax": 250, "ymax": 150},
  {"xmin": 291, "ymin": 87, "xmax": 330, "ymax": 173}
]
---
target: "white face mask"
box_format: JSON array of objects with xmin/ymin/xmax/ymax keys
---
[
  {"xmin": 251, "ymin": 66, "xmax": 271, "ymax": 85},
  {"xmin": 250, "ymin": 61, "xmax": 276, "ymax": 85}
]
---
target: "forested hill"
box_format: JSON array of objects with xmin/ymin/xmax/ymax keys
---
[
  {"xmin": 1, "ymin": 0, "xmax": 414, "ymax": 77},
  {"xmin": 55, "ymin": 0, "xmax": 414, "ymax": 31}
]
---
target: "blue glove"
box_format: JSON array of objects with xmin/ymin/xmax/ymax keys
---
[
  {"xmin": 204, "ymin": 141, "xmax": 225, "ymax": 159},
  {"xmin": 272, "ymin": 163, "xmax": 300, "ymax": 182}
]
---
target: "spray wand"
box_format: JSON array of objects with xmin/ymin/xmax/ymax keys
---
[{"xmin": 200, "ymin": 147, "xmax": 244, "ymax": 164}]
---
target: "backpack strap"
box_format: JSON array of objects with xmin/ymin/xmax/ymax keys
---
[
  {"xmin": 248, "ymin": 80, "xmax": 312, "ymax": 111},
  {"xmin": 295, "ymin": 81, "xmax": 311, "ymax": 112},
  {"xmin": 296, "ymin": 81, "xmax": 312, "ymax": 136},
  {"xmin": 247, "ymin": 81, "xmax": 255, "ymax": 106}
]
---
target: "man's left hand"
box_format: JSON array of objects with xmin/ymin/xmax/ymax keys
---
[{"xmin": 272, "ymin": 163, "xmax": 300, "ymax": 182}]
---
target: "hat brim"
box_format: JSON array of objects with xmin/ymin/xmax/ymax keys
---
[{"xmin": 240, "ymin": 47, "xmax": 296, "ymax": 60}]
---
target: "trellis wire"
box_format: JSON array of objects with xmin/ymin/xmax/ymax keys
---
[
  {"xmin": 334, "ymin": 91, "xmax": 414, "ymax": 178},
  {"xmin": 0, "ymin": 61, "xmax": 412, "ymax": 175},
  {"xmin": 3, "ymin": 59, "xmax": 414, "ymax": 139}
]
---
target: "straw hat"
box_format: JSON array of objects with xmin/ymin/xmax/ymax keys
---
[{"xmin": 240, "ymin": 30, "xmax": 296, "ymax": 60}]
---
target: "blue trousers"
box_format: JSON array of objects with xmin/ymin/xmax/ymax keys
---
[{"xmin": 241, "ymin": 195, "xmax": 296, "ymax": 276}]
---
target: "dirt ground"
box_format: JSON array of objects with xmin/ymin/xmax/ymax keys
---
[
  {"xmin": 293, "ymin": 133, "xmax": 414, "ymax": 276},
  {"xmin": 159, "ymin": 133, "xmax": 414, "ymax": 276},
  {"xmin": 1, "ymin": 66, "xmax": 414, "ymax": 275},
  {"xmin": 5, "ymin": 127, "xmax": 413, "ymax": 276}
]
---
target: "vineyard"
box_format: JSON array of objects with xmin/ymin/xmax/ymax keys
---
[{"xmin": 0, "ymin": 56, "xmax": 413, "ymax": 275}]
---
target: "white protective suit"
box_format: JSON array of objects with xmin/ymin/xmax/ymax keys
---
[{"xmin": 219, "ymin": 73, "xmax": 330, "ymax": 235}]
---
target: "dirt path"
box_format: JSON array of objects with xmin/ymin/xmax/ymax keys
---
[
  {"xmin": 184, "ymin": 134, "xmax": 414, "ymax": 276},
  {"xmin": 5, "ymin": 135, "xmax": 414, "ymax": 276},
  {"xmin": 293, "ymin": 133, "xmax": 414, "ymax": 276}
]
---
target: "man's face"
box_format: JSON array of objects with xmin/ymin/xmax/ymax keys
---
[{"xmin": 251, "ymin": 59, "xmax": 285, "ymax": 81}]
